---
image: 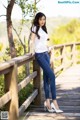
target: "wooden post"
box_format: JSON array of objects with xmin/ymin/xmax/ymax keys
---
[
  {"xmin": 60, "ymin": 47, "xmax": 64, "ymax": 70},
  {"xmin": 71, "ymin": 43, "xmax": 76, "ymax": 65},
  {"xmin": 4, "ymin": 63, "xmax": 19, "ymax": 120},
  {"xmin": 49, "ymin": 48, "xmax": 55, "ymax": 72},
  {"xmin": 33, "ymin": 59, "xmax": 42, "ymax": 105},
  {"xmin": 61, "ymin": 45, "xmax": 66, "ymax": 70}
]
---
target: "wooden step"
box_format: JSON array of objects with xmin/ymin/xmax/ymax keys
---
[
  {"xmin": 29, "ymin": 105, "xmax": 80, "ymax": 113},
  {"xmin": 19, "ymin": 65, "xmax": 80, "ymax": 120},
  {"xmin": 21, "ymin": 112, "xmax": 80, "ymax": 120}
]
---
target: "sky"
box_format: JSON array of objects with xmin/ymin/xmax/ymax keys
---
[{"xmin": 0, "ymin": 0, "xmax": 80, "ymax": 21}]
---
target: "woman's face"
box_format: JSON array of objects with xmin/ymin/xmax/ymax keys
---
[{"xmin": 38, "ymin": 16, "xmax": 46, "ymax": 27}]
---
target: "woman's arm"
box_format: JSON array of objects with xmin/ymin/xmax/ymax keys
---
[
  {"xmin": 30, "ymin": 32, "xmax": 36, "ymax": 55},
  {"xmin": 47, "ymin": 39, "xmax": 53, "ymax": 52}
]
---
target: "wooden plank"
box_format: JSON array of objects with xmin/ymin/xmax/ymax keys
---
[
  {"xmin": 41, "ymin": 95, "xmax": 80, "ymax": 101},
  {"xmin": 28, "ymin": 112, "xmax": 80, "ymax": 117},
  {"xmin": 29, "ymin": 105, "xmax": 80, "ymax": 110},
  {"xmin": 17, "ymin": 58, "xmax": 33, "ymax": 67},
  {"xmin": 56, "ymin": 80, "xmax": 80, "ymax": 83},
  {"xmin": 18, "ymin": 71, "xmax": 37, "ymax": 92},
  {"xmin": 55, "ymin": 65, "xmax": 63, "ymax": 73},
  {"xmin": 56, "ymin": 90, "xmax": 80, "ymax": 93},
  {"xmin": 56, "ymin": 84, "xmax": 80, "ymax": 87},
  {"xmin": 30, "ymin": 104, "xmax": 80, "ymax": 109},
  {"xmin": 33, "ymin": 59, "xmax": 42, "ymax": 105},
  {"xmin": 56, "ymin": 92, "xmax": 80, "ymax": 95},
  {"xmin": 63, "ymin": 113, "xmax": 80, "ymax": 117},
  {"xmin": 66, "ymin": 52, "xmax": 73, "ymax": 57},
  {"xmin": 53, "ymin": 43, "xmax": 80, "ymax": 50},
  {"xmin": 44, "ymin": 94, "xmax": 80, "ymax": 99},
  {"xmin": 71, "ymin": 44, "xmax": 76, "ymax": 65},
  {"xmin": 42, "ymin": 91, "xmax": 80, "ymax": 97},
  {"xmin": 12, "ymin": 53, "xmax": 34, "ymax": 67},
  {"xmin": 20, "ymin": 64, "xmax": 80, "ymax": 119},
  {"xmin": 0, "ymin": 67, "xmax": 13, "ymax": 75},
  {"xmin": 75, "ymin": 42, "xmax": 80, "ymax": 45},
  {"xmin": 54, "ymin": 55, "xmax": 63, "ymax": 61},
  {"xmin": 29, "ymin": 107, "xmax": 80, "ymax": 113},
  {"xmin": 57, "ymin": 97, "xmax": 80, "ymax": 100},
  {"xmin": 4, "ymin": 64, "xmax": 19, "ymax": 120},
  {"xmin": 0, "ymin": 91, "xmax": 11, "ymax": 108},
  {"xmin": 25, "ymin": 112, "xmax": 66, "ymax": 119},
  {"xmin": 24, "ymin": 112, "xmax": 80, "ymax": 120},
  {"xmin": 0, "ymin": 61, "xmax": 14, "ymax": 72},
  {"xmin": 57, "ymin": 101, "xmax": 80, "ymax": 106},
  {"xmin": 19, "ymin": 89, "xmax": 38, "ymax": 116}
]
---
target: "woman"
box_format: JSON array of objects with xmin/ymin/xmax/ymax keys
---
[{"xmin": 30, "ymin": 12, "xmax": 63, "ymax": 113}]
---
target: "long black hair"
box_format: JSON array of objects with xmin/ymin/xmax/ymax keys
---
[{"xmin": 31, "ymin": 12, "xmax": 48, "ymax": 39}]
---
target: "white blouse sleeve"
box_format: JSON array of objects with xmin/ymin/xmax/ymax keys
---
[{"xmin": 31, "ymin": 25, "xmax": 36, "ymax": 33}]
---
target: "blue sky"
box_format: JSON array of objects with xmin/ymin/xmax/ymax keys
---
[{"xmin": 0, "ymin": 0, "xmax": 80, "ymax": 21}]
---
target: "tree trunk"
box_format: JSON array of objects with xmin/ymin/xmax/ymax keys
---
[{"xmin": 6, "ymin": 0, "xmax": 16, "ymax": 58}]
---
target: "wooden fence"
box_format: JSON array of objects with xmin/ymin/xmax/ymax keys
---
[
  {"xmin": 0, "ymin": 42, "xmax": 80, "ymax": 120},
  {"xmin": 50, "ymin": 42, "xmax": 80, "ymax": 73}
]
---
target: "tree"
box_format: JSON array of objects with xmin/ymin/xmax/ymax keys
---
[
  {"xmin": 14, "ymin": 0, "xmax": 40, "ymax": 53},
  {"xmin": 6, "ymin": 0, "xmax": 16, "ymax": 58},
  {"xmin": 0, "ymin": 0, "xmax": 40, "ymax": 75},
  {"xmin": 15, "ymin": 0, "xmax": 40, "ymax": 75},
  {"xmin": 1, "ymin": 0, "xmax": 40, "ymax": 58}
]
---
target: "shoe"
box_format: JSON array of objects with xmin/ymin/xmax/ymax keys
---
[
  {"xmin": 44, "ymin": 102, "xmax": 55, "ymax": 113},
  {"xmin": 51, "ymin": 103, "xmax": 63, "ymax": 113}
]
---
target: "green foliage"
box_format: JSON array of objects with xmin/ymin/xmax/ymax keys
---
[
  {"xmin": 0, "ymin": 43, "xmax": 3, "ymax": 51},
  {"xmin": 0, "ymin": 17, "xmax": 80, "ymax": 111},
  {"xmin": 14, "ymin": 38, "xmax": 24, "ymax": 56},
  {"xmin": 50, "ymin": 19, "xmax": 80, "ymax": 45},
  {"xmin": 0, "ymin": 0, "xmax": 39, "ymax": 111},
  {"xmin": 3, "ymin": 38, "xmax": 28, "ymax": 60},
  {"xmin": 16, "ymin": 0, "xmax": 38, "ymax": 19},
  {"xmin": 17, "ymin": 66, "xmax": 33, "ymax": 106},
  {"xmin": 0, "ymin": 75, "xmax": 4, "ymax": 97},
  {"xmin": 0, "ymin": 39, "xmax": 33, "ymax": 110},
  {"xmin": 49, "ymin": 19, "xmax": 80, "ymax": 70},
  {"xmin": 19, "ymin": 83, "xmax": 33, "ymax": 106},
  {"xmin": 0, "ymin": 70, "xmax": 33, "ymax": 109}
]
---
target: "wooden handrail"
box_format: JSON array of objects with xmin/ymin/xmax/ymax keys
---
[
  {"xmin": 0, "ymin": 42, "xmax": 80, "ymax": 120},
  {"xmin": 0, "ymin": 53, "xmax": 40, "ymax": 120},
  {"xmin": 50, "ymin": 42, "xmax": 80, "ymax": 73}
]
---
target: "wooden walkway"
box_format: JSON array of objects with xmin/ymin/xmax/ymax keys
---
[{"xmin": 21, "ymin": 65, "xmax": 80, "ymax": 120}]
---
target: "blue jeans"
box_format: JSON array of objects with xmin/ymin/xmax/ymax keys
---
[{"xmin": 35, "ymin": 51, "xmax": 56, "ymax": 100}]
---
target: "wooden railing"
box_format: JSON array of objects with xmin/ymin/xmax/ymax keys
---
[
  {"xmin": 50, "ymin": 42, "xmax": 80, "ymax": 74},
  {"xmin": 0, "ymin": 54, "xmax": 41, "ymax": 120},
  {"xmin": 0, "ymin": 42, "xmax": 80, "ymax": 120}
]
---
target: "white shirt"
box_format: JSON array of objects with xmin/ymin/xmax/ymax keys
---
[{"xmin": 31, "ymin": 26, "xmax": 48, "ymax": 53}]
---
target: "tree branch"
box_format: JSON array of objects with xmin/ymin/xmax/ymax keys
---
[
  {"xmin": 36, "ymin": 0, "xmax": 40, "ymax": 4},
  {"xmin": 1, "ymin": 1, "xmax": 7, "ymax": 9},
  {"xmin": 2, "ymin": 4, "xmax": 7, "ymax": 9},
  {"xmin": 12, "ymin": 25, "xmax": 25, "ymax": 47},
  {"xmin": 0, "ymin": 15, "xmax": 6, "ymax": 17}
]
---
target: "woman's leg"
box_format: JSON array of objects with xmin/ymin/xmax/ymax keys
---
[
  {"xmin": 43, "ymin": 53, "xmax": 51, "ymax": 109},
  {"xmin": 44, "ymin": 53, "xmax": 60, "ymax": 110},
  {"xmin": 43, "ymin": 71, "xmax": 50, "ymax": 99},
  {"xmin": 35, "ymin": 52, "xmax": 62, "ymax": 110},
  {"xmin": 43, "ymin": 52, "xmax": 50, "ymax": 99},
  {"xmin": 35, "ymin": 52, "xmax": 56, "ymax": 100}
]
